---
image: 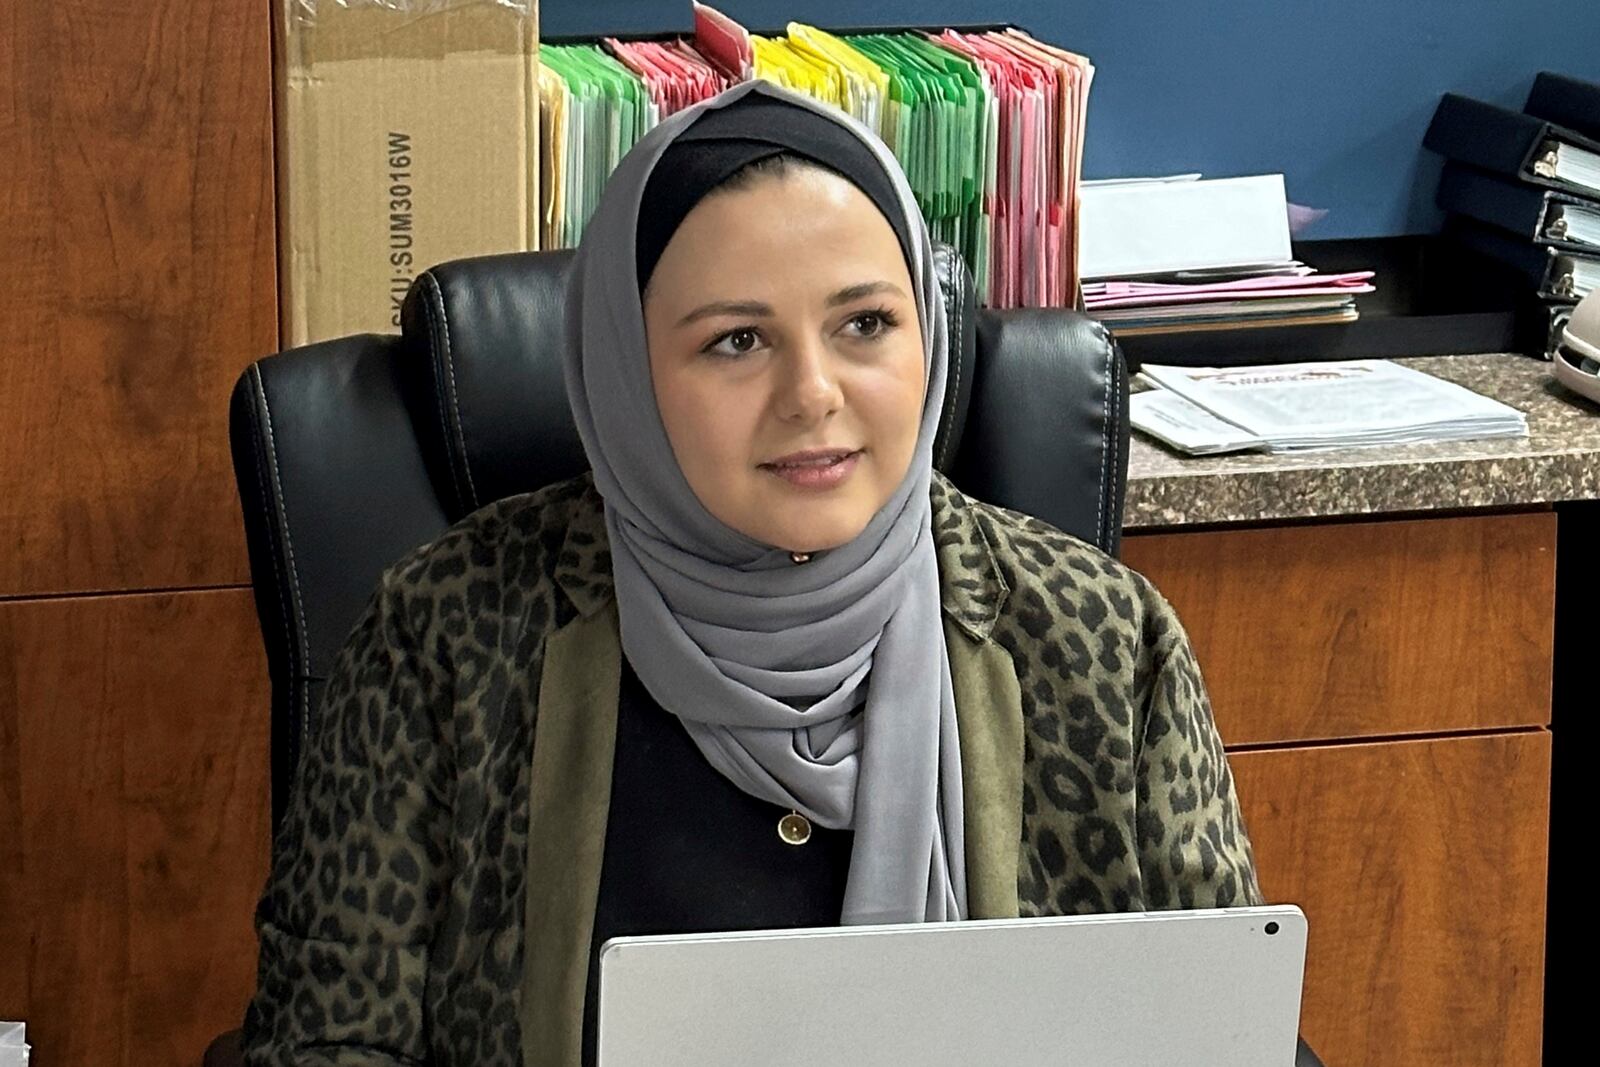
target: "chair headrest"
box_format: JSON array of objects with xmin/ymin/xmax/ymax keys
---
[{"xmin": 400, "ymin": 244, "xmax": 978, "ymax": 521}]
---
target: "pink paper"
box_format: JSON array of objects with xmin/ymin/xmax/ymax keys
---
[
  {"xmin": 607, "ymin": 38, "xmax": 729, "ymax": 118},
  {"xmin": 692, "ymin": 2, "xmax": 752, "ymax": 81},
  {"xmin": 1084, "ymin": 271, "xmax": 1375, "ymax": 298},
  {"xmin": 1083, "ymin": 278, "xmax": 1376, "ymax": 311}
]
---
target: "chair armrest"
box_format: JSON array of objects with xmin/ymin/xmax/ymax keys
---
[{"xmin": 203, "ymin": 1029, "xmax": 244, "ymax": 1067}]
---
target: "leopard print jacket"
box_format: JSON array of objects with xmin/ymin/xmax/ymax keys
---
[{"xmin": 243, "ymin": 473, "xmax": 1260, "ymax": 1065}]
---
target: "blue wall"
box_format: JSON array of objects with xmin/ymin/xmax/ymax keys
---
[{"xmin": 543, "ymin": 0, "xmax": 1600, "ymax": 238}]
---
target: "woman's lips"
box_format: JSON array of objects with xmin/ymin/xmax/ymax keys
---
[{"xmin": 759, "ymin": 449, "xmax": 863, "ymax": 491}]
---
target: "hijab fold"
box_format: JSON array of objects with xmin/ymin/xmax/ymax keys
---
[{"xmin": 562, "ymin": 81, "xmax": 967, "ymax": 925}]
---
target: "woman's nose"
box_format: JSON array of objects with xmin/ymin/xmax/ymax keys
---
[{"xmin": 774, "ymin": 337, "xmax": 844, "ymax": 424}]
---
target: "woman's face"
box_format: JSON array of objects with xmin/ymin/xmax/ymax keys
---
[{"xmin": 642, "ymin": 165, "xmax": 927, "ymax": 555}]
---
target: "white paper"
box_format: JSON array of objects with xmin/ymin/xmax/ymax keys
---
[
  {"xmin": 1079, "ymin": 174, "xmax": 1293, "ymax": 280},
  {"xmin": 0, "ymin": 1023, "xmax": 29, "ymax": 1067},
  {"xmin": 1553, "ymin": 142, "xmax": 1600, "ymax": 197},
  {"xmin": 1552, "ymin": 202, "xmax": 1600, "ymax": 247},
  {"xmin": 1135, "ymin": 361, "xmax": 1528, "ymax": 453},
  {"xmin": 1563, "ymin": 255, "xmax": 1600, "ymax": 299},
  {"xmin": 1130, "ymin": 390, "xmax": 1267, "ymax": 455},
  {"xmin": 1081, "ymin": 173, "xmax": 1203, "ymax": 187}
]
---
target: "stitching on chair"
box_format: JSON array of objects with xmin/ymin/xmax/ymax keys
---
[
  {"xmin": 934, "ymin": 252, "xmax": 960, "ymax": 470},
  {"xmin": 427, "ymin": 272, "xmax": 481, "ymax": 511},
  {"xmin": 248, "ymin": 368, "xmax": 296, "ymax": 701},
  {"xmin": 420, "ymin": 273, "xmax": 468, "ymax": 515},
  {"xmin": 1095, "ymin": 328, "xmax": 1112, "ymax": 551},
  {"xmin": 253, "ymin": 364, "xmax": 313, "ymax": 776},
  {"xmin": 936, "ymin": 249, "xmax": 965, "ymax": 470},
  {"xmin": 1106, "ymin": 344, "xmax": 1123, "ymax": 553}
]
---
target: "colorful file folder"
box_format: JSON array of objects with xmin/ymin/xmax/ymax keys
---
[{"xmin": 536, "ymin": 10, "xmax": 1095, "ymax": 308}]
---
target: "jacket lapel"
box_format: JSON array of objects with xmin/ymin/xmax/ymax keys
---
[
  {"xmin": 931, "ymin": 475, "xmax": 1024, "ymax": 920},
  {"xmin": 519, "ymin": 598, "xmax": 621, "ymax": 1067},
  {"xmin": 945, "ymin": 618, "xmax": 1024, "ymax": 919}
]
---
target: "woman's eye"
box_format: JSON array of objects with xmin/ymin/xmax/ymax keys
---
[
  {"xmin": 844, "ymin": 310, "xmax": 898, "ymax": 339},
  {"xmin": 705, "ymin": 328, "xmax": 765, "ymax": 358}
]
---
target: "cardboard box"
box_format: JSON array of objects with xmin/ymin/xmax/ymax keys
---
[{"xmin": 274, "ymin": 0, "xmax": 539, "ymax": 346}]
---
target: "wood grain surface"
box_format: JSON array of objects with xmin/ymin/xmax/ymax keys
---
[
  {"xmin": 1125, "ymin": 512, "xmax": 1556, "ymax": 745},
  {"xmin": 0, "ymin": 0, "xmax": 277, "ymax": 597}
]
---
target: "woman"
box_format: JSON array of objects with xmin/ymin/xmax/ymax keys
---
[{"xmin": 244, "ymin": 81, "xmax": 1260, "ymax": 1067}]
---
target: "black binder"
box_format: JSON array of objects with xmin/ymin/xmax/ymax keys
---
[
  {"xmin": 1525, "ymin": 71, "xmax": 1600, "ymax": 143},
  {"xmin": 1444, "ymin": 216, "xmax": 1599, "ymax": 300},
  {"xmin": 1514, "ymin": 295, "xmax": 1579, "ymax": 362},
  {"xmin": 1423, "ymin": 93, "xmax": 1600, "ymax": 197},
  {"xmin": 1436, "ymin": 163, "xmax": 1598, "ymax": 252}
]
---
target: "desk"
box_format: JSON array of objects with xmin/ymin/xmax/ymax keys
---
[{"xmin": 1120, "ymin": 353, "xmax": 1598, "ymax": 1067}]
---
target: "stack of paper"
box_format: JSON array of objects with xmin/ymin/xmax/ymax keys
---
[
  {"xmin": 1084, "ymin": 270, "xmax": 1376, "ymax": 333},
  {"xmin": 692, "ymin": 1, "xmax": 752, "ymax": 80},
  {"xmin": 934, "ymin": 29, "xmax": 1094, "ymax": 307},
  {"xmin": 783, "ymin": 25, "xmax": 890, "ymax": 135},
  {"xmin": 1131, "ymin": 361, "xmax": 1529, "ymax": 455},
  {"xmin": 534, "ymin": 8, "xmax": 1094, "ymax": 310},
  {"xmin": 1079, "ymin": 174, "xmax": 1374, "ymax": 334},
  {"xmin": 606, "ymin": 38, "xmax": 730, "ymax": 123},
  {"xmin": 833, "ymin": 33, "xmax": 987, "ymax": 293},
  {"xmin": 1080, "ymin": 175, "xmax": 1294, "ymax": 279},
  {"xmin": 538, "ymin": 44, "xmax": 652, "ymax": 249}
]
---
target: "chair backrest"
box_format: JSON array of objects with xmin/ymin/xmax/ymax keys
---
[{"xmin": 230, "ymin": 244, "xmax": 1129, "ymax": 830}]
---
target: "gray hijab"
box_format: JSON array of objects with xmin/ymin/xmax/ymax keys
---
[{"xmin": 561, "ymin": 80, "xmax": 966, "ymax": 925}]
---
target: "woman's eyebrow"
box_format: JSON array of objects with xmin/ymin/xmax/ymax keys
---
[
  {"xmin": 827, "ymin": 280, "xmax": 908, "ymax": 306},
  {"xmin": 676, "ymin": 300, "xmax": 773, "ymax": 327}
]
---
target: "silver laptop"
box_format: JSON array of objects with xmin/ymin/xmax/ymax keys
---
[{"xmin": 598, "ymin": 905, "xmax": 1307, "ymax": 1066}]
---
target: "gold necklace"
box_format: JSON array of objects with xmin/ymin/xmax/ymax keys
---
[{"xmin": 776, "ymin": 549, "xmax": 813, "ymax": 843}]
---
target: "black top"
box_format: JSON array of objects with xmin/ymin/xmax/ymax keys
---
[{"xmin": 580, "ymin": 659, "xmax": 854, "ymax": 1064}]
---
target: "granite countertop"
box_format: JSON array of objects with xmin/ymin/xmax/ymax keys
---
[{"xmin": 1125, "ymin": 353, "xmax": 1600, "ymax": 529}]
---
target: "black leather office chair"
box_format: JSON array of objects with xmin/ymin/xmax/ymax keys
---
[
  {"xmin": 218, "ymin": 244, "xmax": 1319, "ymax": 1067},
  {"xmin": 229, "ymin": 242, "xmax": 1129, "ymax": 835}
]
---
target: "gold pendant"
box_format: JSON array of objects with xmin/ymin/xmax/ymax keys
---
[{"xmin": 777, "ymin": 811, "xmax": 813, "ymax": 846}]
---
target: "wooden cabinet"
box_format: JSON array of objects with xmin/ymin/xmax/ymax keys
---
[
  {"xmin": 1233, "ymin": 733, "xmax": 1550, "ymax": 1067},
  {"xmin": 0, "ymin": 590, "xmax": 272, "ymax": 1067},
  {"xmin": 1, "ymin": 0, "xmax": 275, "ymax": 1062},
  {"xmin": 1127, "ymin": 511, "xmax": 1555, "ymax": 1067},
  {"xmin": 1, "ymin": 1, "xmax": 276, "ymax": 1062},
  {"xmin": 1124, "ymin": 513, "xmax": 1556, "ymax": 745},
  {"xmin": 0, "ymin": 0, "xmax": 276, "ymax": 598}
]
